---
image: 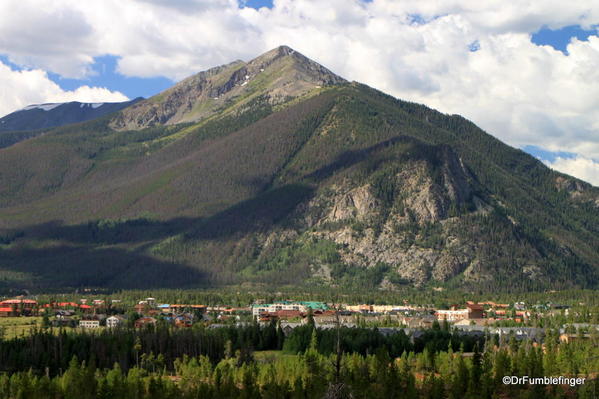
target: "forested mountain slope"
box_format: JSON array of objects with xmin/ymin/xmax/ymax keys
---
[{"xmin": 0, "ymin": 47, "xmax": 597, "ymax": 292}]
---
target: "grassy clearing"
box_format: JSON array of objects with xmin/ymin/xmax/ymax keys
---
[
  {"xmin": 0, "ymin": 317, "xmax": 42, "ymax": 339},
  {"xmin": 253, "ymin": 350, "xmax": 297, "ymax": 363}
]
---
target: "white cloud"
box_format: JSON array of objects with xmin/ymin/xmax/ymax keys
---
[
  {"xmin": 0, "ymin": 0, "xmax": 599, "ymax": 183},
  {"xmin": 544, "ymin": 156, "xmax": 599, "ymax": 187},
  {"xmin": 0, "ymin": 61, "xmax": 128, "ymax": 117}
]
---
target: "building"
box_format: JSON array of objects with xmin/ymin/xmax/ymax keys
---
[
  {"xmin": 0, "ymin": 298, "xmax": 38, "ymax": 316},
  {"xmin": 79, "ymin": 314, "xmax": 106, "ymax": 329},
  {"xmin": 174, "ymin": 314, "xmax": 194, "ymax": 328},
  {"xmin": 436, "ymin": 303, "xmax": 485, "ymax": 322},
  {"xmin": 79, "ymin": 319, "xmax": 101, "ymax": 329},
  {"xmin": 467, "ymin": 303, "xmax": 485, "ymax": 319},
  {"xmin": 134, "ymin": 317, "xmax": 157, "ymax": 329},
  {"xmin": 106, "ymin": 315, "xmax": 125, "ymax": 328},
  {"xmin": 454, "ymin": 318, "xmax": 496, "ymax": 327},
  {"xmin": 559, "ymin": 333, "xmax": 591, "ymax": 343},
  {"xmin": 169, "ymin": 304, "xmax": 207, "ymax": 314},
  {"xmin": 251, "ymin": 301, "xmax": 327, "ymax": 317},
  {"xmin": 0, "ymin": 306, "xmax": 17, "ymax": 317},
  {"xmin": 435, "ymin": 309, "xmax": 469, "ymax": 322}
]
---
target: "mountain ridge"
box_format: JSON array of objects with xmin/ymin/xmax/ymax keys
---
[{"xmin": 0, "ymin": 98, "xmax": 142, "ymax": 133}]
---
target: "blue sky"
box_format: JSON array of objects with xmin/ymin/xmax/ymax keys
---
[{"xmin": 0, "ymin": 0, "xmax": 598, "ymax": 184}]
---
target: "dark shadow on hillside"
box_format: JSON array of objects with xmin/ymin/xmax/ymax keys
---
[
  {"xmin": 0, "ymin": 183, "xmax": 317, "ymax": 291},
  {"xmin": 186, "ymin": 183, "xmax": 314, "ymax": 239},
  {"xmin": 0, "ymin": 244, "xmax": 208, "ymax": 291},
  {"xmin": 2, "ymin": 184, "xmax": 315, "ymax": 245},
  {"xmin": 21, "ymin": 217, "xmax": 198, "ymax": 245}
]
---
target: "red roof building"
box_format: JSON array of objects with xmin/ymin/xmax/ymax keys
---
[
  {"xmin": 134, "ymin": 317, "xmax": 157, "ymax": 329},
  {"xmin": 0, "ymin": 307, "xmax": 17, "ymax": 317}
]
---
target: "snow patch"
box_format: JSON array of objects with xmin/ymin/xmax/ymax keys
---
[{"xmin": 21, "ymin": 103, "xmax": 62, "ymax": 112}]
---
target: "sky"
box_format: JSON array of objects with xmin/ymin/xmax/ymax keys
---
[{"xmin": 0, "ymin": 0, "xmax": 598, "ymax": 186}]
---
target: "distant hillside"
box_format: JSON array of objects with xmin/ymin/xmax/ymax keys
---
[
  {"xmin": 0, "ymin": 46, "xmax": 597, "ymax": 293},
  {"xmin": 0, "ymin": 98, "xmax": 142, "ymax": 148}
]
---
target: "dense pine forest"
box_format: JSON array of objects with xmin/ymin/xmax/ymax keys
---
[{"xmin": 0, "ymin": 321, "xmax": 596, "ymax": 398}]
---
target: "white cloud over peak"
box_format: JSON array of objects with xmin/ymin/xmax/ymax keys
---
[
  {"xmin": 0, "ymin": 61, "xmax": 128, "ymax": 117},
  {"xmin": 0, "ymin": 0, "xmax": 599, "ymax": 183}
]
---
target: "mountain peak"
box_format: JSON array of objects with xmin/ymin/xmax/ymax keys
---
[{"xmin": 110, "ymin": 46, "xmax": 345, "ymax": 130}]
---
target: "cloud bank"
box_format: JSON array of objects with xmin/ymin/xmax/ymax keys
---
[
  {"xmin": 0, "ymin": 0, "xmax": 598, "ymax": 184},
  {"xmin": 0, "ymin": 61, "xmax": 128, "ymax": 116}
]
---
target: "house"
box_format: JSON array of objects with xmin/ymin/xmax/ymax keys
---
[
  {"xmin": 106, "ymin": 315, "xmax": 125, "ymax": 328},
  {"xmin": 455, "ymin": 326, "xmax": 545, "ymax": 342},
  {"xmin": 435, "ymin": 309, "xmax": 469, "ymax": 322},
  {"xmin": 454, "ymin": 318, "xmax": 496, "ymax": 327},
  {"xmin": 169, "ymin": 304, "xmax": 207, "ymax": 314},
  {"xmin": 251, "ymin": 301, "xmax": 327, "ymax": 317},
  {"xmin": 79, "ymin": 314, "xmax": 106, "ymax": 329},
  {"xmin": 0, "ymin": 298, "xmax": 38, "ymax": 316},
  {"xmin": 55, "ymin": 310, "xmax": 75, "ymax": 319},
  {"xmin": 134, "ymin": 317, "xmax": 157, "ymax": 329},
  {"xmin": 280, "ymin": 322, "xmax": 303, "ymax": 336},
  {"xmin": 0, "ymin": 306, "xmax": 16, "ymax": 317},
  {"xmin": 174, "ymin": 314, "xmax": 194, "ymax": 328},
  {"xmin": 559, "ymin": 333, "xmax": 591, "ymax": 343},
  {"xmin": 466, "ymin": 303, "xmax": 485, "ymax": 319},
  {"xmin": 79, "ymin": 319, "xmax": 101, "ymax": 329}
]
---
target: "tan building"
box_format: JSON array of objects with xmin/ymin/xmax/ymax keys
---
[{"xmin": 436, "ymin": 309, "xmax": 469, "ymax": 322}]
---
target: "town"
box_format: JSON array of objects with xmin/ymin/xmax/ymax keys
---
[{"xmin": 0, "ymin": 295, "xmax": 596, "ymax": 344}]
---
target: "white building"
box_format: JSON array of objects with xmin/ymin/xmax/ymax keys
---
[
  {"xmin": 252, "ymin": 302, "xmax": 307, "ymax": 317},
  {"xmin": 106, "ymin": 315, "xmax": 124, "ymax": 328},
  {"xmin": 79, "ymin": 319, "xmax": 100, "ymax": 329}
]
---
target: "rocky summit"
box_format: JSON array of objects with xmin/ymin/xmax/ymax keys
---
[
  {"xmin": 0, "ymin": 46, "xmax": 597, "ymax": 292},
  {"xmin": 110, "ymin": 46, "xmax": 345, "ymax": 130}
]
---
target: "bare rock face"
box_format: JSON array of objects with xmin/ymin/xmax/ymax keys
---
[
  {"xmin": 286, "ymin": 147, "xmax": 495, "ymax": 286},
  {"xmin": 554, "ymin": 176, "xmax": 589, "ymax": 199},
  {"xmin": 328, "ymin": 185, "xmax": 378, "ymax": 221},
  {"xmin": 255, "ymin": 141, "xmax": 558, "ymax": 288},
  {"xmin": 110, "ymin": 46, "xmax": 345, "ymax": 130}
]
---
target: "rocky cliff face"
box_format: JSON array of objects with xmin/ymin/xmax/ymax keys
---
[
  {"xmin": 297, "ymin": 148, "xmax": 486, "ymax": 286},
  {"xmin": 249, "ymin": 143, "xmax": 548, "ymax": 288},
  {"xmin": 110, "ymin": 46, "xmax": 345, "ymax": 130}
]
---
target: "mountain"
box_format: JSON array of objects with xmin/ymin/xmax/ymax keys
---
[
  {"xmin": 0, "ymin": 98, "xmax": 142, "ymax": 148},
  {"xmin": 0, "ymin": 46, "xmax": 597, "ymax": 292}
]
